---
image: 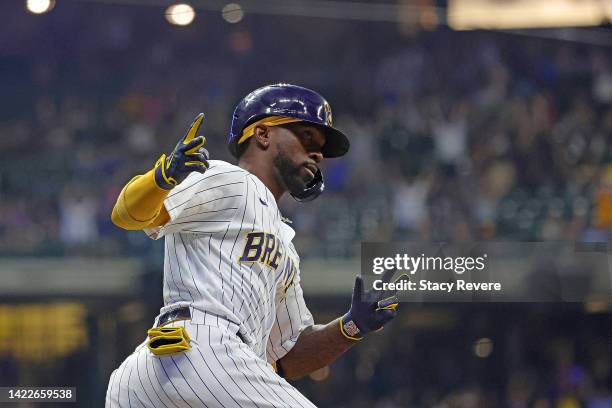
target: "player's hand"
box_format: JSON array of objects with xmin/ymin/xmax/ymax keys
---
[
  {"xmin": 154, "ymin": 113, "xmax": 210, "ymax": 190},
  {"xmin": 339, "ymin": 270, "xmax": 407, "ymax": 341}
]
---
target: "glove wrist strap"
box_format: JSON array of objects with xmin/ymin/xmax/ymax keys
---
[
  {"xmin": 339, "ymin": 315, "xmax": 364, "ymax": 341},
  {"xmin": 154, "ymin": 154, "xmax": 177, "ymax": 190}
]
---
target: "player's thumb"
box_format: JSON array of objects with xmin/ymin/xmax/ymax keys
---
[{"xmin": 353, "ymin": 275, "xmax": 363, "ymax": 303}]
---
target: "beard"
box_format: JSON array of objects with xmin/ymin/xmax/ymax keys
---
[{"xmin": 273, "ymin": 150, "xmax": 308, "ymax": 197}]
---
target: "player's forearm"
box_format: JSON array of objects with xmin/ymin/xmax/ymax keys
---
[
  {"xmin": 111, "ymin": 169, "xmax": 170, "ymax": 230},
  {"xmin": 278, "ymin": 318, "xmax": 357, "ymax": 380}
]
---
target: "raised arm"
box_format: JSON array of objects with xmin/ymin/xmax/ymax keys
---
[{"xmin": 111, "ymin": 113, "xmax": 209, "ymax": 230}]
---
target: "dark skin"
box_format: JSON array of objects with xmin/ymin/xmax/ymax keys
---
[
  {"xmin": 239, "ymin": 122, "xmax": 323, "ymax": 201},
  {"xmin": 238, "ymin": 122, "xmax": 358, "ymax": 380}
]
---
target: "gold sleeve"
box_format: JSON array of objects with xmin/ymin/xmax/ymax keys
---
[{"xmin": 111, "ymin": 169, "xmax": 171, "ymax": 230}]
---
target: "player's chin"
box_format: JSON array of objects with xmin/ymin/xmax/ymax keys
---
[{"xmin": 286, "ymin": 174, "xmax": 309, "ymax": 196}]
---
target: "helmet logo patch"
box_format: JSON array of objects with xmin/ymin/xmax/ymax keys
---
[{"xmin": 323, "ymin": 101, "xmax": 333, "ymax": 126}]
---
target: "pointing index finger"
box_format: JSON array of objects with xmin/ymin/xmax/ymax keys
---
[{"xmin": 183, "ymin": 113, "xmax": 205, "ymax": 144}]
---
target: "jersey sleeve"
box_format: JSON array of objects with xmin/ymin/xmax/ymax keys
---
[
  {"xmin": 266, "ymin": 272, "xmax": 314, "ymax": 363},
  {"xmin": 144, "ymin": 162, "xmax": 246, "ymax": 239}
]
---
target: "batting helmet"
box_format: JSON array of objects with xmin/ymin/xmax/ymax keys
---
[
  {"xmin": 228, "ymin": 83, "xmax": 350, "ymax": 201},
  {"xmin": 228, "ymin": 84, "xmax": 350, "ymax": 158}
]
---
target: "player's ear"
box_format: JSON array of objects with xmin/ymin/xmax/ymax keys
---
[{"xmin": 253, "ymin": 124, "xmax": 271, "ymax": 151}]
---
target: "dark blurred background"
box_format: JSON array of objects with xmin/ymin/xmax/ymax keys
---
[{"xmin": 1, "ymin": 0, "xmax": 612, "ymax": 406}]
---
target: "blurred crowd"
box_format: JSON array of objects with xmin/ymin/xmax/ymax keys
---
[
  {"xmin": 293, "ymin": 33, "xmax": 612, "ymax": 256},
  {"xmin": 296, "ymin": 303, "xmax": 612, "ymax": 408},
  {"xmin": 2, "ymin": 3, "xmax": 612, "ymax": 407},
  {"xmin": 1, "ymin": 5, "xmax": 611, "ymax": 257}
]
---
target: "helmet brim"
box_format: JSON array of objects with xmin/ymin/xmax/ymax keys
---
[
  {"xmin": 229, "ymin": 116, "xmax": 350, "ymax": 158},
  {"xmin": 315, "ymin": 124, "xmax": 350, "ymax": 158}
]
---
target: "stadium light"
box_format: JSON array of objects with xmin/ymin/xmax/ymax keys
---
[
  {"xmin": 473, "ymin": 337, "xmax": 493, "ymax": 358},
  {"xmin": 449, "ymin": 0, "xmax": 608, "ymax": 30},
  {"xmin": 26, "ymin": 0, "xmax": 55, "ymax": 14},
  {"xmin": 222, "ymin": 3, "xmax": 244, "ymax": 24},
  {"xmin": 165, "ymin": 3, "xmax": 196, "ymax": 26}
]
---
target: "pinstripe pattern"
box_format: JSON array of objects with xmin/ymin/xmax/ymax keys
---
[
  {"xmin": 136, "ymin": 348, "xmax": 168, "ymax": 408},
  {"xmin": 145, "ymin": 351, "xmax": 176, "ymax": 408},
  {"xmin": 238, "ymin": 179, "xmax": 265, "ymax": 323},
  {"xmin": 109, "ymin": 160, "xmax": 316, "ymax": 407},
  {"xmin": 245, "ymin": 178, "xmax": 274, "ymax": 354},
  {"xmin": 106, "ymin": 321, "xmax": 316, "ymax": 407},
  {"xmin": 158, "ymin": 356, "xmax": 194, "ymax": 408},
  {"xmin": 255, "ymin": 185, "xmax": 285, "ymax": 359}
]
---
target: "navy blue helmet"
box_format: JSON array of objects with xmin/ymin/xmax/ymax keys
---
[
  {"xmin": 228, "ymin": 83, "xmax": 350, "ymax": 159},
  {"xmin": 228, "ymin": 84, "xmax": 350, "ymax": 202}
]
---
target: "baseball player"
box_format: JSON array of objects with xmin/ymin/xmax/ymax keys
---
[{"xmin": 106, "ymin": 84, "xmax": 400, "ymax": 407}]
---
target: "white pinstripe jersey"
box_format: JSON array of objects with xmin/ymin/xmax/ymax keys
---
[{"xmin": 145, "ymin": 160, "xmax": 314, "ymax": 363}]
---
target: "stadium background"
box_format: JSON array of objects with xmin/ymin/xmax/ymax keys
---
[{"xmin": 1, "ymin": 0, "xmax": 612, "ymax": 406}]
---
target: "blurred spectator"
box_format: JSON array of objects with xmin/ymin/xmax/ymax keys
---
[
  {"xmin": 0, "ymin": 6, "xmax": 610, "ymax": 258},
  {"xmin": 59, "ymin": 187, "xmax": 99, "ymax": 248},
  {"xmin": 0, "ymin": 4, "xmax": 611, "ymax": 406}
]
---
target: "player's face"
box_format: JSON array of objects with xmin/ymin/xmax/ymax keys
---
[{"xmin": 271, "ymin": 123, "xmax": 325, "ymax": 196}]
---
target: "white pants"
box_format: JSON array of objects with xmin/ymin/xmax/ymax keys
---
[{"xmin": 105, "ymin": 319, "xmax": 317, "ymax": 408}]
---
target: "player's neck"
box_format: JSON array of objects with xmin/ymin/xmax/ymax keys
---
[{"xmin": 238, "ymin": 159, "xmax": 285, "ymax": 202}]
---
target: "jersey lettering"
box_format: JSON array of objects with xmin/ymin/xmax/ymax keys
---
[
  {"xmin": 239, "ymin": 231, "xmax": 283, "ymax": 270},
  {"xmin": 281, "ymin": 256, "xmax": 297, "ymax": 292},
  {"xmin": 259, "ymin": 232, "xmax": 278, "ymax": 265},
  {"xmin": 239, "ymin": 231, "xmax": 265, "ymax": 262},
  {"xmin": 269, "ymin": 239, "xmax": 283, "ymax": 269}
]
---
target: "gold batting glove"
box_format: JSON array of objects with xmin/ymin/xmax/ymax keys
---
[{"xmin": 147, "ymin": 326, "xmax": 192, "ymax": 356}]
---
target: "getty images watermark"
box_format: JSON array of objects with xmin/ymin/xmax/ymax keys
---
[
  {"xmin": 361, "ymin": 242, "xmax": 612, "ymax": 302},
  {"xmin": 371, "ymin": 253, "xmax": 501, "ymax": 293}
]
